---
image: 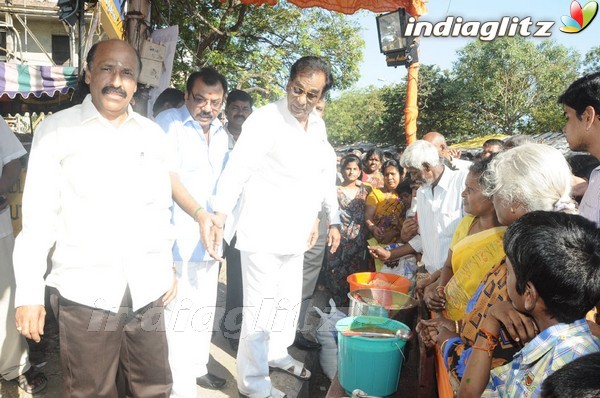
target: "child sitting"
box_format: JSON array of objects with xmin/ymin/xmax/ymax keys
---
[{"xmin": 458, "ymin": 211, "xmax": 600, "ymax": 398}]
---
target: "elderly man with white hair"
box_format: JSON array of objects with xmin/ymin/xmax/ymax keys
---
[{"xmin": 400, "ymin": 140, "xmax": 468, "ymax": 282}]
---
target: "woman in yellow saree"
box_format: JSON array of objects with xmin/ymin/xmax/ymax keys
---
[{"xmin": 421, "ymin": 157, "xmax": 506, "ymax": 320}]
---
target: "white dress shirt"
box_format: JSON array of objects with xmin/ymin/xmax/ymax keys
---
[
  {"xmin": 451, "ymin": 157, "xmax": 472, "ymax": 171},
  {"xmin": 211, "ymin": 98, "xmax": 339, "ymax": 255},
  {"xmin": 0, "ymin": 116, "xmax": 26, "ymax": 239},
  {"xmin": 416, "ymin": 166, "xmax": 467, "ymax": 272},
  {"xmin": 579, "ymin": 165, "xmax": 600, "ymax": 226},
  {"xmin": 155, "ymin": 105, "xmax": 229, "ymax": 262},
  {"xmin": 13, "ymin": 95, "xmax": 175, "ymax": 311}
]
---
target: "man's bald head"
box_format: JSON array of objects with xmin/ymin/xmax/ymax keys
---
[{"xmin": 423, "ymin": 131, "xmax": 449, "ymax": 159}]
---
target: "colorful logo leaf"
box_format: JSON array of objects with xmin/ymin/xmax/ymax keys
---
[{"xmin": 560, "ymin": 0, "xmax": 598, "ymax": 33}]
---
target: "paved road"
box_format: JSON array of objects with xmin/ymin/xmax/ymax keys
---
[{"xmin": 0, "ymin": 264, "xmax": 331, "ymax": 398}]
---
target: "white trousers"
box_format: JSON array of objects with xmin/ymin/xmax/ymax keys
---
[
  {"xmin": 236, "ymin": 251, "xmax": 304, "ymax": 397},
  {"xmin": 0, "ymin": 232, "xmax": 31, "ymax": 380},
  {"xmin": 165, "ymin": 260, "xmax": 219, "ymax": 398}
]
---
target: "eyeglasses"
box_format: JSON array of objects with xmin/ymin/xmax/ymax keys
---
[
  {"xmin": 190, "ymin": 93, "xmax": 223, "ymax": 109},
  {"xmin": 289, "ymin": 86, "xmax": 322, "ymax": 103}
]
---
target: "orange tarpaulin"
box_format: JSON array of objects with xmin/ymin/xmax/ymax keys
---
[{"xmin": 239, "ymin": 0, "xmax": 427, "ymax": 16}]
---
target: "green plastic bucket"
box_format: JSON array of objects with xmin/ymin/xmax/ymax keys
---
[{"xmin": 336, "ymin": 316, "xmax": 409, "ymax": 397}]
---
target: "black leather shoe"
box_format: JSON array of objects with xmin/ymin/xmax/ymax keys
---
[
  {"xmin": 196, "ymin": 373, "xmax": 226, "ymax": 390},
  {"xmin": 293, "ymin": 331, "xmax": 322, "ymax": 351}
]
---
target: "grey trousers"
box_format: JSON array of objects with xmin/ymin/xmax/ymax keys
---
[
  {"xmin": 50, "ymin": 288, "xmax": 172, "ymax": 398},
  {"xmin": 297, "ymin": 210, "xmax": 328, "ymax": 331}
]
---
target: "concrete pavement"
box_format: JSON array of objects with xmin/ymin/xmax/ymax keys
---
[{"xmin": 0, "ymin": 263, "xmax": 329, "ymax": 398}]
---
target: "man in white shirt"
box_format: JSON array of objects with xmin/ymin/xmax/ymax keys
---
[
  {"xmin": 208, "ymin": 56, "xmax": 340, "ymax": 398},
  {"xmin": 423, "ymin": 131, "xmax": 472, "ymax": 171},
  {"xmin": 0, "ymin": 117, "xmax": 47, "ymax": 394},
  {"xmin": 13, "ymin": 39, "xmax": 204, "ymax": 397},
  {"xmin": 400, "ymin": 140, "xmax": 467, "ymax": 274},
  {"xmin": 155, "ymin": 67, "xmax": 229, "ymax": 394}
]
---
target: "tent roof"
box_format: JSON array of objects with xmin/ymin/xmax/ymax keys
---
[
  {"xmin": 0, "ymin": 63, "xmax": 78, "ymax": 99},
  {"xmin": 239, "ymin": 0, "xmax": 427, "ymax": 16}
]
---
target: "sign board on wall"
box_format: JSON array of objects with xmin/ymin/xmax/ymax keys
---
[{"xmin": 139, "ymin": 40, "xmax": 166, "ymax": 87}]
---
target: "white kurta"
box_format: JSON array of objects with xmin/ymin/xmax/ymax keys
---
[
  {"xmin": 13, "ymin": 95, "xmax": 175, "ymax": 312},
  {"xmin": 212, "ymin": 98, "xmax": 338, "ymax": 254},
  {"xmin": 212, "ymin": 98, "xmax": 338, "ymax": 396},
  {"xmin": 155, "ymin": 105, "xmax": 230, "ymax": 396},
  {"xmin": 416, "ymin": 166, "xmax": 467, "ymax": 273}
]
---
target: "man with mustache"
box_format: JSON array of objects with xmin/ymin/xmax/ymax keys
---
[
  {"xmin": 12, "ymin": 39, "xmax": 209, "ymax": 397},
  {"xmin": 224, "ymin": 89, "xmax": 253, "ymax": 149},
  {"xmin": 155, "ymin": 67, "xmax": 229, "ymax": 394},
  {"xmin": 399, "ymin": 140, "xmax": 467, "ymax": 301},
  {"xmin": 207, "ymin": 56, "xmax": 340, "ymax": 398}
]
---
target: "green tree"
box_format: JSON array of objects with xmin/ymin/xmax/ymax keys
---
[
  {"xmin": 324, "ymin": 86, "xmax": 385, "ymax": 145},
  {"xmin": 452, "ymin": 37, "xmax": 579, "ymax": 135},
  {"xmin": 583, "ymin": 46, "xmax": 600, "ymax": 74},
  {"xmin": 526, "ymin": 40, "xmax": 580, "ymax": 134},
  {"xmin": 376, "ymin": 82, "xmax": 406, "ymax": 145},
  {"xmin": 150, "ymin": 1, "xmax": 364, "ymax": 104},
  {"xmin": 377, "ymin": 65, "xmax": 471, "ymax": 145}
]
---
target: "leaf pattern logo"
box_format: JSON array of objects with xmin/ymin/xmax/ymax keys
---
[{"xmin": 560, "ymin": 0, "xmax": 598, "ymax": 33}]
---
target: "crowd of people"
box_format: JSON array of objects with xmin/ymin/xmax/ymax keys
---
[{"xmin": 1, "ymin": 38, "xmax": 600, "ymax": 398}]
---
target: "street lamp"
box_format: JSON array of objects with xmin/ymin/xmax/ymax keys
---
[
  {"xmin": 375, "ymin": 8, "xmax": 420, "ymax": 145},
  {"xmin": 376, "ymin": 8, "xmax": 418, "ymax": 67}
]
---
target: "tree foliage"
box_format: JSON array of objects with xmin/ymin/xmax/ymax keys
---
[
  {"xmin": 324, "ymin": 86, "xmax": 385, "ymax": 145},
  {"xmin": 583, "ymin": 46, "xmax": 600, "ymax": 74},
  {"xmin": 453, "ymin": 37, "xmax": 579, "ymax": 136},
  {"xmin": 377, "ymin": 65, "xmax": 473, "ymax": 145},
  {"xmin": 150, "ymin": 0, "xmax": 364, "ymax": 104},
  {"xmin": 326, "ymin": 37, "xmax": 581, "ymax": 146}
]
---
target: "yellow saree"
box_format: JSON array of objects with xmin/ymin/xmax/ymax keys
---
[{"xmin": 444, "ymin": 215, "xmax": 506, "ymax": 320}]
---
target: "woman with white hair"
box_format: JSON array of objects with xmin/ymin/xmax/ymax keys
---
[
  {"xmin": 417, "ymin": 143, "xmax": 577, "ymax": 396},
  {"xmin": 484, "ymin": 143, "xmax": 575, "ymax": 224}
]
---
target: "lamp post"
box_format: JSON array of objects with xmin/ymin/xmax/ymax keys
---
[{"xmin": 376, "ymin": 8, "xmax": 419, "ymax": 145}]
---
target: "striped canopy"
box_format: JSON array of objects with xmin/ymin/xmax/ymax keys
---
[
  {"xmin": 239, "ymin": 0, "xmax": 427, "ymax": 16},
  {"xmin": 0, "ymin": 63, "xmax": 78, "ymax": 99}
]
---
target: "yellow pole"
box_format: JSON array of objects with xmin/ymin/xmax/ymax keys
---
[{"xmin": 404, "ymin": 62, "xmax": 419, "ymax": 144}]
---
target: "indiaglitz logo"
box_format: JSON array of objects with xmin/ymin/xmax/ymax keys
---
[
  {"xmin": 560, "ymin": 0, "xmax": 598, "ymax": 33},
  {"xmin": 404, "ymin": 16, "xmax": 554, "ymax": 42}
]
